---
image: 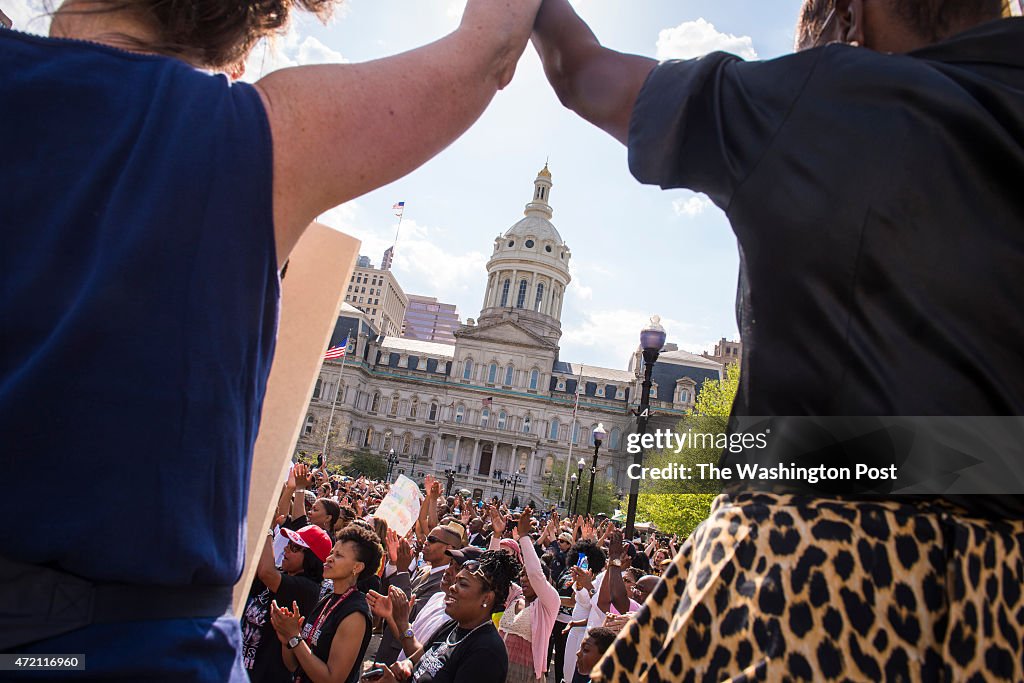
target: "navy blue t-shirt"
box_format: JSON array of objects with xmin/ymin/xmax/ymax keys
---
[{"xmin": 1, "ymin": 29, "xmax": 277, "ymax": 680}]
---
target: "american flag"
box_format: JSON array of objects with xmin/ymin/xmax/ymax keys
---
[
  {"xmin": 324, "ymin": 337, "xmax": 349, "ymax": 360},
  {"xmin": 392, "ymin": 201, "xmax": 405, "ymax": 217}
]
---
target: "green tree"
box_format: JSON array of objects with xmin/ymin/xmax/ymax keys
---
[
  {"xmin": 635, "ymin": 363, "xmax": 740, "ymax": 536},
  {"xmin": 545, "ymin": 457, "xmax": 621, "ymax": 517},
  {"xmin": 340, "ymin": 449, "xmax": 388, "ymax": 480}
]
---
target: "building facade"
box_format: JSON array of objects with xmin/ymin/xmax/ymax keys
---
[
  {"xmin": 299, "ymin": 167, "xmax": 724, "ymax": 507},
  {"xmin": 343, "ymin": 261, "xmax": 409, "ymax": 338},
  {"xmin": 402, "ymin": 295, "xmax": 461, "ymax": 344}
]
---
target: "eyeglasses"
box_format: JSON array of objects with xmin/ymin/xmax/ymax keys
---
[
  {"xmin": 286, "ymin": 542, "xmax": 305, "ymax": 554},
  {"xmin": 426, "ymin": 535, "xmax": 449, "ymax": 545}
]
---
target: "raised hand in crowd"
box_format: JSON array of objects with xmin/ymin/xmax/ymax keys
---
[
  {"xmin": 569, "ymin": 564, "xmax": 595, "ymax": 592},
  {"xmin": 395, "ymin": 537, "xmax": 414, "ymax": 574},
  {"xmin": 268, "ymin": 599, "xmax": 305, "ymax": 644},
  {"xmin": 517, "ymin": 506, "xmax": 534, "ymax": 540},
  {"xmin": 460, "ymin": 505, "xmax": 473, "ymax": 526},
  {"xmin": 386, "ymin": 528, "xmax": 401, "ymax": 566},
  {"xmin": 488, "ymin": 504, "xmax": 507, "ymax": 537},
  {"xmin": 602, "ymin": 612, "xmax": 634, "ymax": 634}
]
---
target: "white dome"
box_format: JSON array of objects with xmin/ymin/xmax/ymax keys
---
[{"xmin": 503, "ymin": 215, "xmax": 563, "ymax": 245}]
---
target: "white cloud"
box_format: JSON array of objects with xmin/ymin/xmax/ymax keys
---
[
  {"xmin": 562, "ymin": 310, "xmax": 714, "ymax": 366},
  {"xmin": 656, "ymin": 18, "xmax": 758, "ymax": 61},
  {"xmin": 243, "ymin": 28, "xmax": 347, "ymax": 81},
  {"xmin": 567, "ymin": 262, "xmax": 593, "ymax": 301},
  {"xmin": 672, "ymin": 193, "xmax": 713, "ymax": 218}
]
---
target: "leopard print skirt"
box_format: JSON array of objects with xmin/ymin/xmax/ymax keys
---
[{"xmin": 595, "ymin": 493, "xmax": 1024, "ymax": 682}]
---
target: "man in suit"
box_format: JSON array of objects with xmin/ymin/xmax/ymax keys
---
[{"xmin": 375, "ymin": 522, "xmax": 465, "ymax": 665}]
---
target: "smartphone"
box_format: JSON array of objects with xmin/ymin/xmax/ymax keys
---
[
  {"xmin": 317, "ymin": 453, "xmax": 326, "ymax": 469},
  {"xmin": 577, "ymin": 554, "xmax": 589, "ymax": 571},
  {"xmin": 361, "ymin": 668, "xmax": 386, "ymax": 681}
]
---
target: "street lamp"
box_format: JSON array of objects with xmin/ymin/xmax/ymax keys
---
[
  {"xmin": 509, "ymin": 470, "xmax": 523, "ymax": 508},
  {"xmin": 444, "ymin": 468, "xmax": 457, "ymax": 496},
  {"xmin": 586, "ymin": 423, "xmax": 606, "ymax": 515},
  {"xmin": 495, "ymin": 471, "xmax": 509, "ymax": 502},
  {"xmin": 625, "ymin": 315, "xmax": 666, "ymax": 538},
  {"xmin": 570, "ymin": 459, "xmax": 584, "ymax": 515},
  {"xmin": 569, "ymin": 473, "xmax": 578, "ymax": 515},
  {"xmin": 383, "ymin": 448, "xmax": 399, "ymax": 482}
]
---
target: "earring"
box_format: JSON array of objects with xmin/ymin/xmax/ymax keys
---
[{"xmin": 482, "ymin": 603, "xmax": 487, "ymax": 608}]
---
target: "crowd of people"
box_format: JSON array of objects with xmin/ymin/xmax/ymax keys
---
[{"xmin": 243, "ymin": 468, "xmax": 674, "ymax": 683}]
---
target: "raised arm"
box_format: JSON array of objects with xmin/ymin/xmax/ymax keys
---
[
  {"xmin": 531, "ymin": 0, "xmax": 656, "ymax": 145},
  {"xmin": 257, "ymin": 0, "xmax": 542, "ymax": 266},
  {"xmin": 517, "ymin": 509, "xmax": 560, "ymax": 613}
]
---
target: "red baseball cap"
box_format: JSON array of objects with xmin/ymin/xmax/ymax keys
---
[{"xmin": 282, "ymin": 525, "xmax": 332, "ymax": 562}]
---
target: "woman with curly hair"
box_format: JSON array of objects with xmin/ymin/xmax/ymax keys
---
[
  {"xmin": 2, "ymin": 0, "xmax": 541, "ymax": 678},
  {"xmin": 270, "ymin": 524, "xmax": 382, "ymax": 683},
  {"xmin": 375, "ymin": 550, "xmax": 520, "ymax": 683}
]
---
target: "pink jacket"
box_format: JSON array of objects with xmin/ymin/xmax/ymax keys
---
[{"xmin": 496, "ymin": 536, "xmax": 559, "ymax": 679}]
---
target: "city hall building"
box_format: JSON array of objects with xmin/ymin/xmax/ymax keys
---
[{"xmin": 298, "ymin": 167, "xmax": 727, "ymax": 507}]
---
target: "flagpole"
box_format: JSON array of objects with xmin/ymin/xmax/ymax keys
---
[
  {"xmin": 561, "ymin": 365, "xmax": 584, "ymax": 503},
  {"xmin": 321, "ymin": 335, "xmax": 351, "ymax": 463}
]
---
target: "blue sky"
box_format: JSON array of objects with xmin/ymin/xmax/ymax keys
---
[{"xmin": 9, "ymin": 0, "xmax": 806, "ymax": 370}]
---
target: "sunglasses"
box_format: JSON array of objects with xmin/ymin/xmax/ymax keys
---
[
  {"xmin": 286, "ymin": 542, "xmax": 305, "ymax": 554},
  {"xmin": 426, "ymin": 535, "xmax": 450, "ymax": 545},
  {"xmin": 460, "ymin": 560, "xmax": 492, "ymax": 589}
]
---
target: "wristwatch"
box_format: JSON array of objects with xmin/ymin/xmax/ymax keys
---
[
  {"xmin": 287, "ymin": 635, "xmax": 305, "ymax": 650},
  {"xmin": 403, "ymin": 627, "xmax": 415, "ymax": 639},
  {"xmin": 610, "ymin": 558, "xmax": 623, "ymax": 567}
]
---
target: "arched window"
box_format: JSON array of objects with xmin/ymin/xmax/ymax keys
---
[
  {"xmin": 463, "ymin": 359, "xmax": 473, "ymax": 380},
  {"xmin": 422, "ymin": 437, "xmax": 432, "ymax": 459},
  {"xmin": 549, "ymin": 419, "xmax": 560, "ymax": 440},
  {"xmin": 516, "ymin": 279, "xmax": 528, "ymax": 308},
  {"xmin": 610, "ymin": 428, "xmax": 621, "ymax": 450},
  {"xmin": 522, "ymin": 416, "xmax": 531, "ymax": 434},
  {"xmin": 488, "ymin": 363, "xmax": 498, "ymax": 383},
  {"xmin": 529, "ymin": 369, "xmax": 539, "ymax": 390},
  {"xmin": 572, "ymin": 423, "xmax": 580, "ymax": 445},
  {"xmin": 364, "ymin": 427, "xmax": 375, "ymax": 448},
  {"xmin": 455, "ymin": 405, "xmax": 465, "ymax": 423},
  {"xmin": 313, "ymin": 378, "xmax": 322, "ymax": 399},
  {"xmin": 500, "ymin": 279, "xmax": 511, "ymax": 307},
  {"xmin": 497, "ymin": 411, "xmax": 507, "ymax": 430},
  {"xmin": 534, "ymin": 283, "xmax": 544, "ymax": 311},
  {"xmin": 504, "ymin": 365, "xmax": 514, "ymax": 386},
  {"xmin": 388, "ymin": 395, "xmax": 400, "ymax": 417},
  {"xmin": 303, "ymin": 414, "xmax": 315, "ymax": 436},
  {"xmin": 370, "ymin": 393, "xmax": 381, "ymax": 412},
  {"xmin": 480, "ymin": 408, "xmax": 490, "ymax": 428},
  {"xmin": 428, "ymin": 402, "xmax": 438, "ymax": 421},
  {"xmin": 402, "ymin": 433, "xmax": 412, "ymax": 454},
  {"xmin": 382, "ymin": 430, "xmax": 393, "ymax": 450}
]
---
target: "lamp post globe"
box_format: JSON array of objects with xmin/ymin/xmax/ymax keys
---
[
  {"xmin": 586, "ymin": 422, "xmax": 606, "ymax": 515},
  {"xmin": 625, "ymin": 315, "xmax": 666, "ymax": 538}
]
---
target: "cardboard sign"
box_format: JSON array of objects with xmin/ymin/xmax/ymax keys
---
[{"xmin": 374, "ymin": 475, "xmax": 423, "ymax": 537}]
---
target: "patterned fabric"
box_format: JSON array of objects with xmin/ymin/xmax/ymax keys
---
[
  {"xmin": 240, "ymin": 587, "xmax": 272, "ymax": 669},
  {"xmin": 504, "ymin": 634, "xmax": 536, "ymax": 682},
  {"xmin": 596, "ymin": 493, "xmax": 1024, "ymax": 682},
  {"xmin": 499, "ymin": 597, "xmax": 534, "ymax": 642}
]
